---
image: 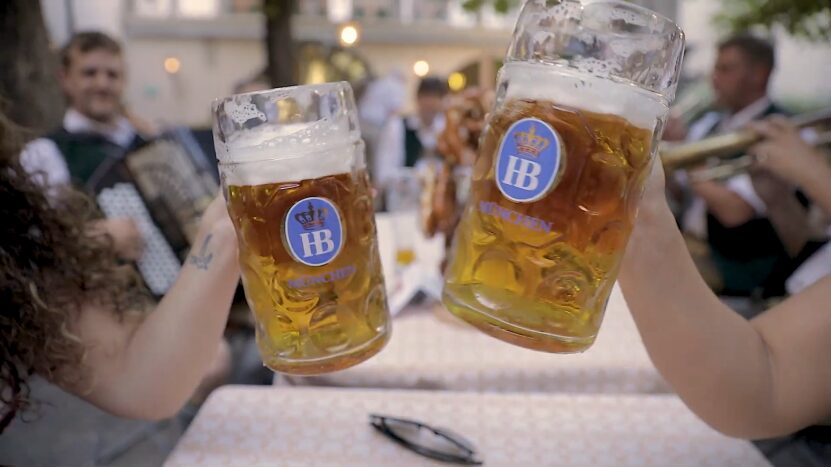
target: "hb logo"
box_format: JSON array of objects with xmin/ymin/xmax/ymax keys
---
[
  {"xmin": 495, "ymin": 118, "xmax": 563, "ymax": 203},
  {"xmin": 285, "ymin": 197, "xmax": 344, "ymax": 266}
]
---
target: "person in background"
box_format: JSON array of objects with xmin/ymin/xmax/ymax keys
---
[
  {"xmin": 748, "ymin": 117, "xmax": 830, "ymax": 296},
  {"xmin": 374, "ymin": 76, "xmax": 448, "ymax": 192},
  {"xmin": 358, "ymin": 70, "xmax": 407, "ymax": 183},
  {"xmin": 21, "ymin": 31, "xmax": 154, "ymax": 262},
  {"xmin": 0, "ymin": 108, "xmax": 238, "ymax": 433},
  {"xmin": 619, "ymin": 116, "xmax": 831, "ymax": 441},
  {"xmin": 675, "ymin": 35, "xmax": 798, "ymax": 302}
]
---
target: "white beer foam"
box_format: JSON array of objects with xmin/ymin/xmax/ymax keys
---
[
  {"xmin": 217, "ymin": 120, "xmax": 364, "ymax": 186},
  {"xmin": 502, "ymin": 62, "xmax": 667, "ymax": 130}
]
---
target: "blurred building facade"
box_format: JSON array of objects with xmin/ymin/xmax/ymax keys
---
[
  {"xmin": 40, "ymin": 0, "xmax": 514, "ymax": 127},
  {"xmin": 39, "ymin": 0, "xmax": 831, "ymax": 128},
  {"xmin": 678, "ymin": 0, "xmax": 831, "ymax": 112}
]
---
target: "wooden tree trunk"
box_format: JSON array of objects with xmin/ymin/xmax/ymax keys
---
[
  {"xmin": 0, "ymin": 0, "xmax": 64, "ymax": 136},
  {"xmin": 264, "ymin": 0, "xmax": 297, "ymax": 88}
]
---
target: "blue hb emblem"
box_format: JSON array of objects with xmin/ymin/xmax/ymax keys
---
[
  {"xmin": 284, "ymin": 197, "xmax": 343, "ymax": 267},
  {"xmin": 495, "ymin": 118, "xmax": 563, "ymax": 203}
]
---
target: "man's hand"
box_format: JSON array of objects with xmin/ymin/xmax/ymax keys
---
[
  {"xmin": 749, "ymin": 116, "xmax": 822, "ymax": 187},
  {"xmin": 662, "ymin": 115, "xmax": 688, "ymax": 142},
  {"xmin": 749, "ymin": 168, "xmax": 793, "ymax": 207},
  {"xmin": 689, "ymin": 178, "xmax": 756, "ymax": 228}
]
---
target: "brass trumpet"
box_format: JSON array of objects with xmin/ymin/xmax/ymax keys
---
[{"xmin": 660, "ymin": 106, "xmax": 831, "ymax": 180}]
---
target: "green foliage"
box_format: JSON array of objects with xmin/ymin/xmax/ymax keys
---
[
  {"xmin": 715, "ymin": 0, "xmax": 831, "ymax": 41},
  {"xmin": 462, "ymin": 0, "xmax": 521, "ymax": 14},
  {"xmin": 463, "ymin": 0, "xmax": 830, "ymax": 41}
]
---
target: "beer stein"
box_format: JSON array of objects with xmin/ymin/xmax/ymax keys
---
[
  {"xmin": 213, "ymin": 82, "xmax": 390, "ymax": 374},
  {"xmin": 443, "ymin": 0, "xmax": 685, "ymax": 352}
]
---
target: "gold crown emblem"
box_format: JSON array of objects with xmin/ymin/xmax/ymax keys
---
[
  {"xmin": 295, "ymin": 202, "xmax": 328, "ymax": 230},
  {"xmin": 514, "ymin": 124, "xmax": 550, "ymax": 157}
]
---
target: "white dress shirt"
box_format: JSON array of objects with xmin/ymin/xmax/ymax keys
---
[
  {"xmin": 787, "ymin": 240, "xmax": 831, "ymax": 294},
  {"xmin": 681, "ymin": 97, "xmax": 773, "ymax": 238}
]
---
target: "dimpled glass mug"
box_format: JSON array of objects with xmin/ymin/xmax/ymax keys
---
[
  {"xmin": 213, "ymin": 82, "xmax": 390, "ymax": 374},
  {"xmin": 443, "ymin": 0, "xmax": 685, "ymax": 353}
]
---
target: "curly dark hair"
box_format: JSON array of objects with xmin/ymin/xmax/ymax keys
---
[{"xmin": 0, "ymin": 109, "xmax": 146, "ymax": 432}]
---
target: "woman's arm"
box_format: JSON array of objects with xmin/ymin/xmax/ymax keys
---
[
  {"xmin": 619, "ymin": 163, "xmax": 831, "ymax": 439},
  {"xmin": 63, "ymin": 195, "xmax": 241, "ymax": 420}
]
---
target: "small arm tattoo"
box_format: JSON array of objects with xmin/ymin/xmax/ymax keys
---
[{"xmin": 189, "ymin": 234, "xmax": 214, "ymax": 270}]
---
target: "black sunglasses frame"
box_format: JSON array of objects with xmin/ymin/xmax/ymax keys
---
[{"xmin": 369, "ymin": 414, "xmax": 483, "ymax": 465}]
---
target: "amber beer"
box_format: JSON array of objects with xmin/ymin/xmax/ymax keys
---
[
  {"xmin": 443, "ymin": 65, "xmax": 677, "ymax": 354},
  {"xmin": 441, "ymin": 0, "xmax": 683, "ymax": 353},
  {"xmin": 214, "ymin": 82, "xmax": 390, "ymax": 374},
  {"xmin": 227, "ymin": 170, "xmax": 388, "ymax": 374},
  {"xmin": 443, "ymin": 96, "xmax": 655, "ymax": 352}
]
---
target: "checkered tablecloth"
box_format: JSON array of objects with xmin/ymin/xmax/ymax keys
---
[
  {"xmin": 166, "ymin": 386, "xmax": 769, "ymax": 467},
  {"xmin": 276, "ymin": 285, "xmax": 668, "ymax": 394}
]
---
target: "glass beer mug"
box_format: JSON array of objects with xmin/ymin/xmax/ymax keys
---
[
  {"xmin": 443, "ymin": 0, "xmax": 685, "ymax": 352},
  {"xmin": 213, "ymin": 82, "xmax": 390, "ymax": 374}
]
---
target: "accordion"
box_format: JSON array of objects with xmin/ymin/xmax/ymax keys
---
[{"xmin": 90, "ymin": 128, "xmax": 218, "ymax": 295}]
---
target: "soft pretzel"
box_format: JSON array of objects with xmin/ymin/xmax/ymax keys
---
[{"xmin": 422, "ymin": 88, "xmax": 491, "ymax": 239}]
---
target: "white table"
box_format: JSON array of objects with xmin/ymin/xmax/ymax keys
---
[
  {"xmin": 166, "ymin": 386, "xmax": 769, "ymax": 466},
  {"xmin": 276, "ymin": 285, "xmax": 668, "ymax": 394}
]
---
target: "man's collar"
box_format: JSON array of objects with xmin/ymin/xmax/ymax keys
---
[
  {"xmin": 720, "ymin": 96, "xmax": 772, "ymax": 132},
  {"xmin": 406, "ymin": 113, "xmax": 446, "ymax": 133},
  {"xmin": 63, "ymin": 108, "xmax": 137, "ymax": 148}
]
